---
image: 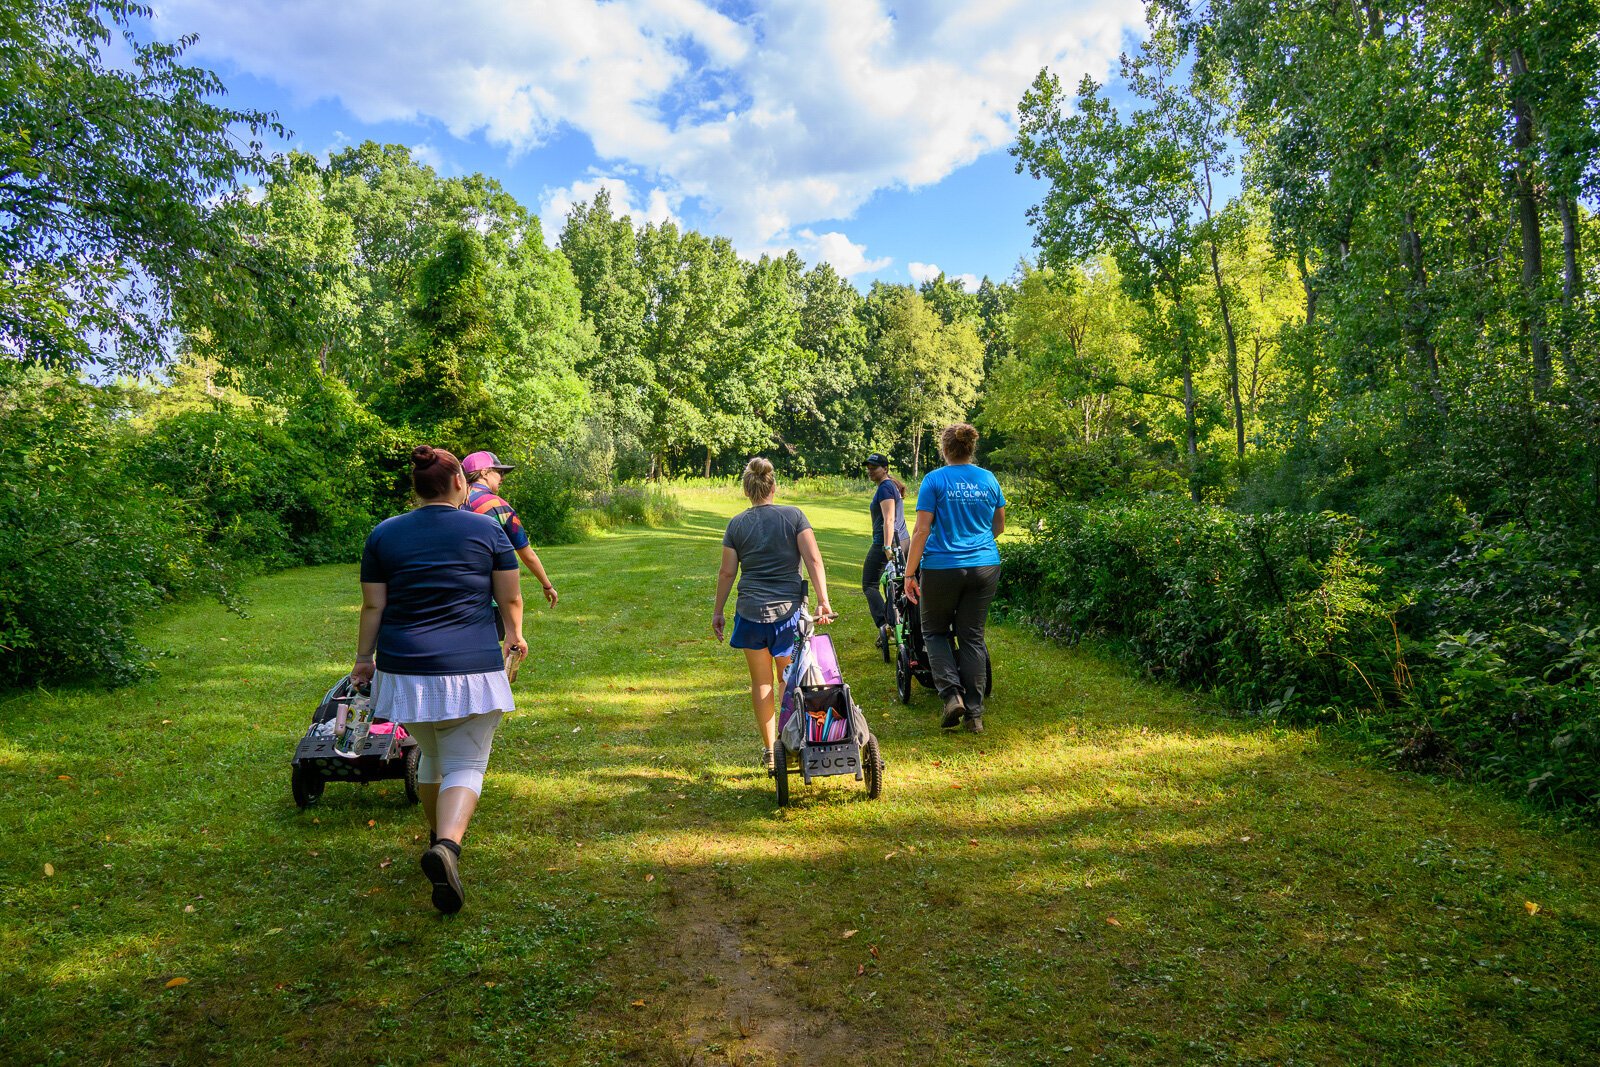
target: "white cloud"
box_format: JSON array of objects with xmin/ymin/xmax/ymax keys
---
[
  {"xmin": 409, "ymin": 142, "xmax": 449, "ymax": 173},
  {"xmin": 538, "ymin": 175, "xmax": 680, "ymax": 244},
  {"xmin": 796, "ymin": 230, "xmax": 891, "ymax": 278},
  {"xmin": 908, "ymin": 262, "xmax": 982, "ymax": 289},
  {"xmin": 156, "ymin": 0, "xmax": 1144, "ymax": 246}
]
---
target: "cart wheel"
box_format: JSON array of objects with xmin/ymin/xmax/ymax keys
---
[
  {"xmin": 291, "ymin": 764, "xmax": 324, "ymax": 809},
  {"xmin": 774, "ymin": 741, "xmax": 790, "ymax": 807},
  {"xmin": 862, "ymin": 737, "xmax": 883, "ymax": 800},
  {"xmin": 984, "ymin": 650, "xmax": 994, "ymax": 698},
  {"xmin": 404, "ymin": 745, "xmax": 421, "ymax": 804},
  {"xmin": 895, "ymin": 646, "xmax": 913, "ymax": 705}
]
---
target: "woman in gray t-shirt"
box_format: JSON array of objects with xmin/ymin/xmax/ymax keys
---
[{"xmin": 713, "ymin": 457, "xmax": 835, "ymax": 774}]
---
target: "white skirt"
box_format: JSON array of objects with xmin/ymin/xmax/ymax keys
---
[{"xmin": 371, "ymin": 668, "xmax": 515, "ymax": 724}]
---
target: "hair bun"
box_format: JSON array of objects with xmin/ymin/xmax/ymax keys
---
[{"xmin": 411, "ymin": 445, "xmax": 437, "ymax": 467}]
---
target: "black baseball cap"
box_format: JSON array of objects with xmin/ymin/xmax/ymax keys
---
[{"xmin": 862, "ymin": 453, "xmax": 891, "ymax": 468}]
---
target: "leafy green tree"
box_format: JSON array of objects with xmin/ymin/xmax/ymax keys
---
[
  {"xmin": 0, "ymin": 0, "xmax": 279, "ymax": 371},
  {"xmin": 1014, "ymin": 25, "xmax": 1225, "ymax": 499},
  {"xmin": 871, "ymin": 286, "xmax": 984, "ymax": 476},
  {"xmin": 558, "ymin": 189, "xmax": 653, "ymax": 459}
]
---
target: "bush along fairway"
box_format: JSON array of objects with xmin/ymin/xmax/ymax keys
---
[{"xmin": 2, "ymin": 486, "xmax": 1599, "ymax": 1065}]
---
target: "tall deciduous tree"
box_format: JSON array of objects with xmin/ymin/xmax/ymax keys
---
[
  {"xmin": 0, "ymin": 0, "xmax": 279, "ymax": 370},
  {"xmin": 1014, "ymin": 25, "xmax": 1221, "ymax": 499}
]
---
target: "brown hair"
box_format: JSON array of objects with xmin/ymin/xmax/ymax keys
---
[
  {"xmin": 410, "ymin": 445, "xmax": 462, "ymax": 500},
  {"xmin": 742, "ymin": 456, "xmax": 776, "ymax": 503},
  {"xmin": 940, "ymin": 423, "xmax": 979, "ymax": 462}
]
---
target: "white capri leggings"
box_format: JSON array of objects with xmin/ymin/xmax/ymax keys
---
[{"xmin": 406, "ymin": 711, "xmax": 503, "ymax": 796}]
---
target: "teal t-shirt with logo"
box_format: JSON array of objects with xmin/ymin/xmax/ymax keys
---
[{"xmin": 915, "ymin": 464, "xmax": 1006, "ymax": 570}]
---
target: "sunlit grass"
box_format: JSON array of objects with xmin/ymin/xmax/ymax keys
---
[{"xmin": 1, "ymin": 484, "xmax": 1597, "ymax": 1064}]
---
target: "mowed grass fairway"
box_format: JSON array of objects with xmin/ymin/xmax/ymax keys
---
[{"xmin": 3, "ymin": 486, "xmax": 1599, "ymax": 1065}]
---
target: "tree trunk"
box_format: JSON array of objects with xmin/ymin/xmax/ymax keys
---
[
  {"xmin": 1174, "ymin": 285, "xmax": 1200, "ymax": 503},
  {"xmin": 1508, "ymin": 46, "xmax": 1551, "ymax": 396},
  {"xmin": 1208, "ymin": 238, "xmax": 1245, "ymax": 458},
  {"xmin": 1399, "ymin": 210, "xmax": 1448, "ymax": 421},
  {"xmin": 704, "ymin": 445, "xmax": 713, "ymax": 478},
  {"xmin": 1297, "ymin": 248, "xmax": 1317, "ymax": 325},
  {"xmin": 912, "ymin": 429, "xmax": 922, "ymax": 480},
  {"xmin": 1560, "ymin": 194, "xmax": 1581, "ymax": 310}
]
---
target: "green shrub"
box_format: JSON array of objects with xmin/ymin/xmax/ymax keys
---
[
  {"xmin": 999, "ymin": 497, "xmax": 1600, "ymax": 819},
  {"xmin": 0, "ymin": 370, "xmax": 224, "ymax": 687},
  {"xmin": 582, "ymin": 483, "xmax": 684, "ymax": 529},
  {"xmin": 502, "ymin": 464, "xmax": 582, "ymax": 545}
]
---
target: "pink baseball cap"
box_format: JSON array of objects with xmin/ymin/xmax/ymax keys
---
[{"xmin": 461, "ymin": 450, "xmax": 515, "ymax": 475}]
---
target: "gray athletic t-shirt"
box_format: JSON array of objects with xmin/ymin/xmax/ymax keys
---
[{"xmin": 722, "ymin": 504, "xmax": 812, "ymax": 622}]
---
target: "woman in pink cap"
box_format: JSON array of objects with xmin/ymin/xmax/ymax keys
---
[{"xmin": 460, "ymin": 450, "xmax": 559, "ymax": 608}]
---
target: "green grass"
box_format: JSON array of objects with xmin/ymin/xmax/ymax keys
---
[{"xmin": 3, "ymin": 486, "xmax": 1599, "ymax": 1064}]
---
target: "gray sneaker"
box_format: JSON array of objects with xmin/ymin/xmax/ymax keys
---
[
  {"xmin": 762, "ymin": 746, "xmax": 776, "ymax": 775},
  {"xmin": 963, "ymin": 714, "xmax": 984, "ymax": 734},
  {"xmin": 420, "ymin": 842, "xmax": 464, "ymax": 914}
]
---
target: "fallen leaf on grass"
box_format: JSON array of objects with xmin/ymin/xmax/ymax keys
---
[
  {"xmin": 160, "ymin": 719, "xmax": 172, "ymax": 725},
  {"xmin": 379, "ymin": 858, "xmax": 393, "ymax": 869},
  {"xmin": 1025, "ymin": 786, "xmax": 1042, "ymax": 795},
  {"xmin": 265, "ymin": 928, "xmax": 283, "ymax": 936},
  {"xmin": 545, "ymin": 867, "xmax": 562, "ymax": 872},
  {"xmin": 184, "ymin": 905, "xmax": 195, "ymax": 914},
  {"xmin": 841, "ymin": 930, "xmax": 858, "ymax": 939},
  {"xmin": 950, "ymin": 784, "xmax": 963, "ymax": 790},
  {"xmin": 1525, "ymin": 901, "xmax": 1541, "ymax": 916},
  {"xmin": 57, "ymin": 774, "xmax": 72, "ymax": 781},
  {"xmin": 856, "ymin": 964, "xmax": 866, "ymax": 976},
  {"xmin": 1239, "ymin": 836, "xmax": 1252, "ymax": 843},
  {"xmin": 968, "ymin": 839, "xmax": 979, "ymax": 846},
  {"xmin": 869, "ymin": 945, "xmax": 880, "ymax": 959},
  {"xmin": 631, "ymin": 999, "xmax": 647, "ymax": 1008},
  {"xmin": 484, "ymin": 981, "xmax": 497, "ymax": 989},
  {"xmin": 367, "ymin": 819, "xmax": 376, "ymax": 828},
  {"xmin": 1105, "ymin": 916, "xmax": 1122, "ymax": 927},
  {"xmin": 884, "ymin": 851, "xmax": 899, "ymax": 860},
  {"xmin": 644, "ymin": 873, "xmax": 655, "ymax": 882},
  {"xmin": 43, "ymin": 863, "xmax": 54, "ymax": 877},
  {"xmin": 165, "ymin": 977, "xmax": 189, "ymax": 989},
  {"xmin": 364, "ymin": 887, "xmax": 383, "ymax": 896}
]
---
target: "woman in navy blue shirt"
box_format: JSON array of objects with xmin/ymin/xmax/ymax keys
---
[
  {"xmin": 904, "ymin": 424, "xmax": 1006, "ymax": 734},
  {"xmin": 352, "ymin": 445, "xmax": 523, "ymax": 914},
  {"xmin": 861, "ymin": 452, "xmax": 909, "ymax": 653}
]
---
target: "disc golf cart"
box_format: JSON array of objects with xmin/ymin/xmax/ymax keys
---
[
  {"xmin": 774, "ymin": 608, "xmax": 884, "ymax": 806},
  {"xmin": 290, "ymin": 674, "xmax": 420, "ymax": 808}
]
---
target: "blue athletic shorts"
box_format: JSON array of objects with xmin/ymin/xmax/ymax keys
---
[{"xmin": 729, "ymin": 611, "xmax": 802, "ymax": 657}]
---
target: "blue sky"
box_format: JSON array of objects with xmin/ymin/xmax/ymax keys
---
[{"xmin": 149, "ymin": 1, "xmax": 1149, "ymax": 290}]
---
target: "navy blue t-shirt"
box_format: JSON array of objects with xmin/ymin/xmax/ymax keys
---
[
  {"xmin": 359, "ymin": 505, "xmax": 518, "ymax": 675},
  {"xmin": 870, "ymin": 479, "xmax": 910, "ymax": 546}
]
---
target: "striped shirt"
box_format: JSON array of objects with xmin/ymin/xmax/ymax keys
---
[{"xmin": 464, "ymin": 484, "xmax": 530, "ymax": 551}]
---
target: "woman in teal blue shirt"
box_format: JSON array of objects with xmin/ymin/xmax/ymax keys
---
[{"xmin": 904, "ymin": 424, "xmax": 1006, "ymax": 733}]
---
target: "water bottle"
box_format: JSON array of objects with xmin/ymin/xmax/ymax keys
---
[{"xmin": 336, "ymin": 690, "xmax": 374, "ymax": 756}]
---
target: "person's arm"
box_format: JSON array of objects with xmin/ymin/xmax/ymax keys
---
[
  {"xmin": 352, "ymin": 582, "xmax": 386, "ymax": 686},
  {"xmin": 492, "ymin": 567, "xmax": 526, "ymax": 658},
  {"xmin": 903, "ymin": 510, "xmax": 934, "ymax": 604},
  {"xmin": 516, "ymin": 544, "xmax": 558, "ymax": 607},
  {"xmin": 878, "ymin": 497, "xmax": 897, "ymax": 556},
  {"xmin": 713, "ymin": 546, "xmax": 739, "ymax": 641},
  {"xmin": 796, "ymin": 528, "xmax": 835, "ymax": 622},
  {"xmin": 992, "ymin": 506, "xmax": 1006, "ymax": 538}
]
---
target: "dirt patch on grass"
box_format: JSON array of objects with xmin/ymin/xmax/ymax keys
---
[{"xmin": 627, "ymin": 871, "xmax": 872, "ymax": 1066}]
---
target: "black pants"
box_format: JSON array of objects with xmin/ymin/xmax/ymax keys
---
[
  {"xmin": 919, "ymin": 565, "xmax": 1000, "ymax": 715},
  {"xmin": 862, "ymin": 543, "xmax": 895, "ymax": 629}
]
